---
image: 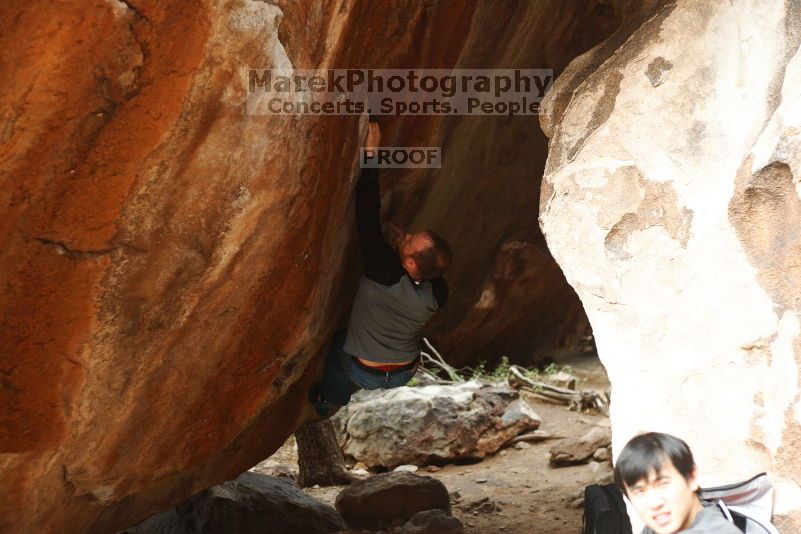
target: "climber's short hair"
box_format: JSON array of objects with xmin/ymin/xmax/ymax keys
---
[{"xmin": 412, "ymin": 230, "xmax": 452, "ymax": 280}]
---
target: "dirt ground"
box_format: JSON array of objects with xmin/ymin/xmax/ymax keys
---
[{"xmin": 251, "ymin": 355, "xmax": 612, "ymax": 534}]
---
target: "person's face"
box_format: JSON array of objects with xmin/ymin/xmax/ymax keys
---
[{"xmin": 625, "ymin": 460, "xmax": 700, "ymax": 534}]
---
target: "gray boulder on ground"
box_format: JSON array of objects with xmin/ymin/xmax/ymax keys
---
[
  {"xmin": 399, "ymin": 509, "xmax": 464, "ymax": 534},
  {"xmin": 333, "ymin": 381, "xmax": 541, "ymax": 468},
  {"xmin": 549, "ymin": 426, "xmax": 612, "ymax": 467},
  {"xmin": 462, "ymin": 496, "xmax": 501, "ymax": 514},
  {"xmin": 122, "ymin": 472, "xmax": 344, "ymax": 534},
  {"xmin": 335, "ymin": 472, "xmax": 451, "ymax": 530}
]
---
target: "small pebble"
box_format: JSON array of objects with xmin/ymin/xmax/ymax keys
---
[
  {"xmin": 476, "ymin": 478, "xmax": 487, "ymax": 483},
  {"xmin": 514, "ymin": 441, "xmax": 530, "ymax": 450}
]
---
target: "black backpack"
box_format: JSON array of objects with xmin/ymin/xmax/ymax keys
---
[{"xmin": 582, "ymin": 483, "xmax": 633, "ymax": 534}]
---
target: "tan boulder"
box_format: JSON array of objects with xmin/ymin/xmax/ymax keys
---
[{"xmin": 540, "ymin": 0, "xmax": 801, "ymax": 529}]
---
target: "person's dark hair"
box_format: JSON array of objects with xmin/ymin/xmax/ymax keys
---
[
  {"xmin": 614, "ymin": 432, "xmax": 697, "ymax": 496},
  {"xmin": 412, "ymin": 230, "xmax": 452, "ymax": 280}
]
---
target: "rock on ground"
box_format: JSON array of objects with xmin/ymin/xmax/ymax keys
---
[
  {"xmin": 549, "ymin": 426, "xmax": 612, "ymax": 467},
  {"xmin": 298, "ymin": 395, "xmax": 616, "ymax": 534},
  {"xmin": 333, "ymin": 382, "xmax": 541, "ymax": 468},
  {"xmin": 335, "ymin": 472, "xmax": 451, "ymax": 530},
  {"xmin": 123, "ymin": 472, "xmax": 343, "ymax": 534},
  {"xmin": 399, "ymin": 509, "xmax": 464, "ymax": 534}
]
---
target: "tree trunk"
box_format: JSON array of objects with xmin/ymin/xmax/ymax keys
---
[{"xmin": 295, "ymin": 418, "xmax": 354, "ymax": 487}]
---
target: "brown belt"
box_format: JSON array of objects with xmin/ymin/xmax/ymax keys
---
[{"xmin": 351, "ymin": 356, "xmax": 419, "ymax": 374}]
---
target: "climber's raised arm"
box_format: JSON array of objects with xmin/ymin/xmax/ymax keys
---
[{"xmin": 354, "ymin": 122, "xmax": 404, "ymax": 286}]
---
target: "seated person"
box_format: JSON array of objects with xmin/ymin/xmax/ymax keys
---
[
  {"xmin": 614, "ymin": 432, "xmax": 741, "ymax": 534},
  {"xmin": 310, "ymin": 121, "xmax": 452, "ymax": 417}
]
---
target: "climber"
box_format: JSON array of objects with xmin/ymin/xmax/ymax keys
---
[{"xmin": 310, "ymin": 121, "xmax": 452, "ymax": 417}]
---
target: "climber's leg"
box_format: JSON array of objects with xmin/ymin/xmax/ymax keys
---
[
  {"xmin": 310, "ymin": 329, "xmax": 358, "ymax": 416},
  {"xmin": 310, "ymin": 330, "xmax": 421, "ymax": 417}
]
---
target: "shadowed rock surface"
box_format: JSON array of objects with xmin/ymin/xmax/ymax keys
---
[
  {"xmin": 122, "ymin": 472, "xmax": 344, "ymax": 534},
  {"xmin": 399, "ymin": 509, "xmax": 464, "ymax": 534},
  {"xmin": 335, "ymin": 472, "xmax": 450, "ymax": 531}
]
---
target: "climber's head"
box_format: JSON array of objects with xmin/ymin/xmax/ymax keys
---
[{"xmin": 397, "ymin": 230, "xmax": 452, "ymax": 281}]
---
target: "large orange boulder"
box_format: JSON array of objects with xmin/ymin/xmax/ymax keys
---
[{"xmin": 0, "ymin": 1, "xmax": 619, "ymax": 531}]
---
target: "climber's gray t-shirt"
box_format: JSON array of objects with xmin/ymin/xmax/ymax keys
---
[
  {"xmin": 343, "ymin": 166, "xmax": 447, "ymax": 364},
  {"xmin": 640, "ymin": 507, "xmax": 742, "ymax": 534},
  {"xmin": 345, "ymin": 274, "xmax": 439, "ymax": 363}
]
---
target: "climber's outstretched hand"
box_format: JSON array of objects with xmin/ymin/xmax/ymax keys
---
[{"xmin": 364, "ymin": 121, "xmax": 381, "ymax": 157}]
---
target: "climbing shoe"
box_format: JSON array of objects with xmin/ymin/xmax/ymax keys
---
[{"xmin": 308, "ymin": 383, "xmax": 330, "ymax": 418}]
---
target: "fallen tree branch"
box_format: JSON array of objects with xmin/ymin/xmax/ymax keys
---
[
  {"xmin": 419, "ymin": 352, "xmax": 460, "ymax": 383},
  {"xmin": 421, "ymin": 338, "xmax": 461, "ymax": 382},
  {"xmin": 517, "ymin": 385, "xmax": 573, "ymax": 403},
  {"xmin": 508, "ymin": 365, "xmax": 606, "ymax": 413},
  {"xmin": 507, "ymin": 365, "xmax": 575, "ymax": 395},
  {"xmin": 415, "ymin": 364, "xmax": 454, "ymax": 385}
]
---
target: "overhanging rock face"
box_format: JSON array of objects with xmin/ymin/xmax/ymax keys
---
[
  {"xmin": 540, "ymin": 1, "xmax": 801, "ymax": 530},
  {"xmin": 0, "ymin": 1, "xmax": 621, "ymax": 532}
]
